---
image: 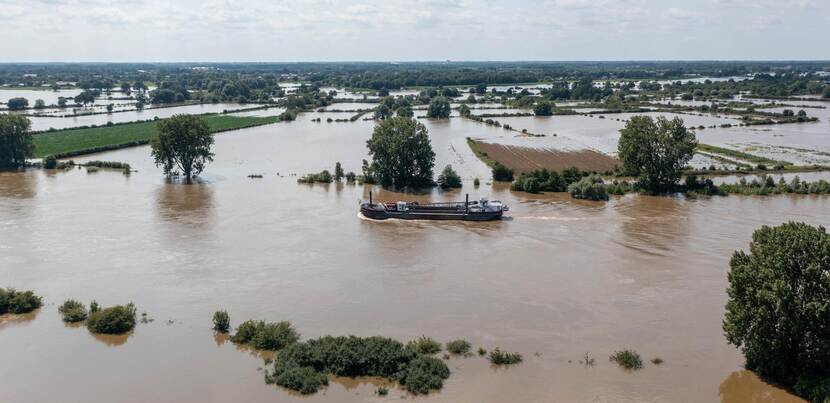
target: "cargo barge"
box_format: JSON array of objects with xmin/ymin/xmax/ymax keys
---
[{"xmin": 360, "ymin": 192, "xmax": 508, "ymax": 221}]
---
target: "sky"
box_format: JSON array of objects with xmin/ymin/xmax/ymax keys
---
[{"xmin": 1, "ymin": 0, "xmax": 828, "ymax": 62}]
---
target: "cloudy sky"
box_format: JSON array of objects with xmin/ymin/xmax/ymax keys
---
[{"xmin": 1, "ymin": 0, "xmax": 827, "ymax": 61}]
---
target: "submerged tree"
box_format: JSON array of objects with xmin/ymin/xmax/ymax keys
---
[
  {"xmin": 6, "ymin": 97, "xmax": 28, "ymax": 111},
  {"xmin": 437, "ymin": 164, "xmax": 462, "ymax": 189},
  {"xmin": 723, "ymin": 222, "xmax": 830, "ymax": 402},
  {"xmin": 426, "ymin": 96, "xmax": 451, "ymax": 119},
  {"xmin": 366, "ymin": 117, "xmax": 435, "ymax": 188},
  {"xmin": 150, "ymin": 114, "xmax": 214, "ymax": 183},
  {"xmin": 617, "ymin": 116, "xmax": 696, "ymax": 192},
  {"xmin": 0, "ymin": 114, "xmax": 33, "ymax": 170},
  {"xmin": 533, "ymin": 101, "xmax": 553, "ymax": 116}
]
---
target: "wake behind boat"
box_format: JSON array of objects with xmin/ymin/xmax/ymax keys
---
[{"xmin": 360, "ymin": 192, "xmax": 508, "ymax": 221}]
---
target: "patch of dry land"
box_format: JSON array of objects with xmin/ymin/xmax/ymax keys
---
[{"xmin": 472, "ymin": 141, "xmax": 620, "ymax": 173}]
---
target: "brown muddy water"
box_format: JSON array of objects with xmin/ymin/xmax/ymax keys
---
[{"xmin": 0, "ymin": 113, "xmax": 822, "ymax": 403}]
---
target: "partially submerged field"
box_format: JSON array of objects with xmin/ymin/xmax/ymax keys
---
[
  {"xmin": 32, "ymin": 114, "xmax": 279, "ymax": 158},
  {"xmin": 468, "ymin": 139, "xmax": 620, "ymax": 174}
]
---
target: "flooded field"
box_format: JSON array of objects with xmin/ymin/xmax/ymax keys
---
[{"xmin": 0, "ymin": 113, "xmax": 822, "ymax": 402}]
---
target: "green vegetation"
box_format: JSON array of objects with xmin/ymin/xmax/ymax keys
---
[
  {"xmin": 510, "ymin": 167, "xmax": 589, "ymax": 193},
  {"xmin": 426, "ymin": 96, "xmax": 451, "ymax": 118},
  {"xmin": 58, "ymin": 299, "xmax": 88, "ymax": 323},
  {"xmin": 151, "ymin": 114, "xmax": 215, "ymax": 182},
  {"xmin": 86, "ymin": 303, "xmax": 137, "ymax": 334},
  {"xmin": 446, "ymin": 339, "xmax": 472, "ymax": 355},
  {"xmin": 488, "ymin": 348, "xmax": 523, "ymax": 365},
  {"xmin": 297, "ymin": 170, "xmax": 333, "ymax": 184},
  {"xmin": 568, "ymin": 175, "xmax": 610, "ymax": 201},
  {"xmin": 478, "ymin": 347, "xmax": 487, "ymax": 356},
  {"xmin": 492, "ymin": 162, "xmax": 514, "ymax": 182},
  {"xmin": 0, "ymin": 114, "xmax": 33, "ymax": 170},
  {"xmin": 32, "ymin": 114, "xmax": 278, "ymax": 158},
  {"xmin": 696, "ymin": 143, "xmax": 790, "ymax": 166},
  {"xmin": 213, "ymin": 311, "xmax": 230, "ymax": 333},
  {"xmin": 6, "ymin": 97, "xmax": 28, "ymax": 110},
  {"xmin": 618, "ymin": 116, "xmax": 697, "ymax": 192},
  {"xmin": 724, "ymin": 222, "xmax": 830, "ymax": 402},
  {"xmin": 265, "ymin": 335, "xmax": 450, "ymax": 395},
  {"xmin": 717, "ymin": 175, "xmax": 830, "ymax": 195},
  {"xmin": 366, "ymin": 117, "xmax": 435, "ymax": 188},
  {"xmin": 609, "ymin": 349, "xmax": 643, "ymax": 370},
  {"xmin": 651, "ymin": 357, "xmax": 664, "ymax": 365},
  {"xmin": 533, "ymin": 101, "xmax": 553, "ymax": 116},
  {"xmin": 408, "ymin": 336, "xmax": 442, "ymax": 355},
  {"xmin": 43, "ymin": 155, "xmax": 57, "ymax": 169},
  {"xmin": 0, "ymin": 288, "xmax": 42, "ymax": 314},
  {"xmin": 437, "ymin": 164, "xmax": 462, "ymax": 189},
  {"xmin": 230, "ymin": 320, "xmax": 300, "ymax": 351},
  {"xmin": 334, "ymin": 162, "xmax": 344, "ymax": 181}
]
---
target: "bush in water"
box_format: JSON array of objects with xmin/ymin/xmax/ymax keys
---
[
  {"xmin": 213, "ymin": 310, "xmax": 230, "ymax": 333},
  {"xmin": 59, "ymin": 299, "xmax": 88, "ymax": 323},
  {"xmin": 0, "ymin": 288, "xmax": 42, "ymax": 314},
  {"xmin": 86, "ymin": 303, "xmax": 136, "ymax": 334}
]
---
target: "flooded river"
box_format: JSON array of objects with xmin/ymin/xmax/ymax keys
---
[{"xmin": 0, "ymin": 113, "xmax": 821, "ymax": 402}]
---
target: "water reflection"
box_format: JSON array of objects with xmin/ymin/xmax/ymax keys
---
[
  {"xmin": 89, "ymin": 330, "xmax": 133, "ymax": 347},
  {"xmin": 0, "ymin": 310, "xmax": 40, "ymax": 331},
  {"xmin": 719, "ymin": 370, "xmax": 806, "ymax": 403},
  {"xmin": 615, "ymin": 194, "xmax": 692, "ymax": 257},
  {"xmin": 154, "ymin": 183, "xmax": 215, "ymax": 228},
  {"xmin": 0, "ymin": 171, "xmax": 37, "ymax": 200}
]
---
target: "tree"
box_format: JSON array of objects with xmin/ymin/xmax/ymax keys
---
[
  {"xmin": 366, "ymin": 117, "xmax": 435, "ymax": 188},
  {"xmin": 334, "ymin": 162, "xmax": 344, "ymax": 181},
  {"xmin": 437, "ymin": 165, "xmax": 462, "ymax": 188},
  {"xmin": 723, "ymin": 222, "xmax": 830, "ymax": 402},
  {"xmin": 7, "ymin": 97, "xmax": 28, "ymax": 111},
  {"xmin": 823, "ymin": 87, "xmax": 830, "ymax": 99},
  {"xmin": 426, "ymin": 96, "xmax": 451, "ymax": 119},
  {"xmin": 74, "ymin": 90, "xmax": 96, "ymax": 106},
  {"xmin": 617, "ymin": 116, "xmax": 696, "ymax": 192},
  {"xmin": 150, "ymin": 114, "xmax": 215, "ymax": 183},
  {"xmin": 458, "ymin": 104, "xmax": 471, "ymax": 118},
  {"xmin": 492, "ymin": 162, "xmax": 514, "ymax": 181},
  {"xmin": 120, "ymin": 82, "xmax": 131, "ymax": 95},
  {"xmin": 0, "ymin": 114, "xmax": 33, "ymax": 170},
  {"xmin": 533, "ymin": 101, "xmax": 553, "ymax": 116},
  {"xmin": 57, "ymin": 97, "xmax": 68, "ymax": 108},
  {"xmin": 34, "ymin": 99, "xmax": 46, "ymax": 109},
  {"xmin": 396, "ymin": 106, "xmax": 413, "ymax": 118},
  {"xmin": 374, "ymin": 104, "xmax": 392, "ymax": 120},
  {"xmin": 106, "ymin": 104, "xmax": 114, "ymax": 113}
]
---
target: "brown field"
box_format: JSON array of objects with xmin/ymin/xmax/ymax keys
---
[{"xmin": 472, "ymin": 141, "xmax": 620, "ymax": 173}]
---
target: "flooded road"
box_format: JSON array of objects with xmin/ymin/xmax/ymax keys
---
[{"xmin": 0, "ymin": 114, "xmax": 821, "ymax": 402}]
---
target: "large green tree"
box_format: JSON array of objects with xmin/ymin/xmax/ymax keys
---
[
  {"xmin": 723, "ymin": 222, "xmax": 830, "ymax": 402},
  {"xmin": 0, "ymin": 114, "xmax": 33, "ymax": 170},
  {"xmin": 366, "ymin": 117, "xmax": 435, "ymax": 188},
  {"xmin": 7, "ymin": 97, "xmax": 28, "ymax": 111},
  {"xmin": 426, "ymin": 96, "xmax": 451, "ymax": 119},
  {"xmin": 617, "ymin": 116, "xmax": 696, "ymax": 192},
  {"xmin": 150, "ymin": 114, "xmax": 214, "ymax": 183}
]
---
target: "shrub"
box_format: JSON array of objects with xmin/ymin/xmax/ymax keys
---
[
  {"xmin": 297, "ymin": 170, "xmax": 333, "ymax": 184},
  {"xmin": 265, "ymin": 335, "xmax": 450, "ymax": 395},
  {"xmin": 478, "ymin": 347, "xmax": 487, "ymax": 356},
  {"xmin": 609, "ymin": 349, "xmax": 643, "ymax": 370},
  {"xmin": 568, "ymin": 175, "xmax": 609, "ymax": 201},
  {"xmin": 437, "ymin": 165, "xmax": 462, "ymax": 189},
  {"xmin": 0, "ymin": 288, "xmax": 42, "ymax": 314},
  {"xmin": 724, "ymin": 222, "xmax": 830, "ymax": 402},
  {"xmin": 376, "ymin": 386, "xmax": 389, "ymax": 396},
  {"xmin": 230, "ymin": 320, "xmax": 299, "ymax": 350},
  {"xmin": 489, "ymin": 348, "xmax": 523, "ymax": 365},
  {"xmin": 59, "ymin": 299, "xmax": 88, "ymax": 322},
  {"xmin": 86, "ymin": 303, "xmax": 137, "ymax": 334},
  {"xmin": 492, "ymin": 162, "xmax": 514, "ymax": 181},
  {"xmin": 213, "ymin": 310, "xmax": 230, "ymax": 333},
  {"xmin": 399, "ymin": 356, "xmax": 451, "ymax": 394},
  {"xmin": 43, "ymin": 155, "xmax": 57, "ymax": 169},
  {"xmin": 446, "ymin": 339, "xmax": 472, "ymax": 355},
  {"xmin": 651, "ymin": 357, "xmax": 664, "ymax": 365},
  {"xmin": 270, "ymin": 365, "xmax": 328, "ymax": 394},
  {"xmin": 408, "ymin": 336, "xmax": 442, "ymax": 355},
  {"xmin": 473, "ymin": 178, "xmax": 480, "ymax": 187}
]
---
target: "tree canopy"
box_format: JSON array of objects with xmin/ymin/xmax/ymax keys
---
[
  {"xmin": 0, "ymin": 114, "xmax": 33, "ymax": 170},
  {"xmin": 426, "ymin": 96, "xmax": 451, "ymax": 119},
  {"xmin": 6, "ymin": 97, "xmax": 28, "ymax": 111},
  {"xmin": 617, "ymin": 116, "xmax": 697, "ymax": 192},
  {"xmin": 366, "ymin": 117, "xmax": 435, "ymax": 188},
  {"xmin": 150, "ymin": 114, "xmax": 215, "ymax": 183},
  {"xmin": 723, "ymin": 222, "xmax": 830, "ymax": 402},
  {"xmin": 533, "ymin": 101, "xmax": 553, "ymax": 116}
]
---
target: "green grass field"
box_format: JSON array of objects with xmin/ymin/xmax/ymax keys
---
[
  {"xmin": 696, "ymin": 143, "xmax": 791, "ymax": 166},
  {"xmin": 33, "ymin": 114, "xmax": 279, "ymax": 158}
]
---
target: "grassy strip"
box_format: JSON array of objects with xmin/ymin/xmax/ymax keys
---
[
  {"xmin": 696, "ymin": 143, "xmax": 791, "ymax": 166},
  {"xmin": 33, "ymin": 115, "xmax": 279, "ymax": 158},
  {"xmin": 465, "ymin": 137, "xmax": 498, "ymax": 168},
  {"xmin": 696, "ymin": 151, "xmax": 752, "ymax": 168}
]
